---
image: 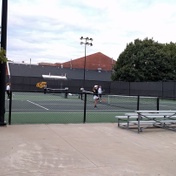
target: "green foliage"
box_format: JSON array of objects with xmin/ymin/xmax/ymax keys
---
[
  {"xmin": 0, "ymin": 48, "xmax": 7, "ymax": 63},
  {"xmin": 112, "ymin": 38, "xmax": 176, "ymax": 81}
]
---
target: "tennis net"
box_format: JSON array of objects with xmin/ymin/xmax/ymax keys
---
[
  {"xmin": 46, "ymin": 87, "xmax": 69, "ymax": 98},
  {"xmin": 107, "ymin": 95, "xmax": 159, "ymax": 110}
]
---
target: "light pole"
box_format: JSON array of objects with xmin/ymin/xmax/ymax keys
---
[{"xmin": 80, "ymin": 36, "xmax": 93, "ymax": 90}]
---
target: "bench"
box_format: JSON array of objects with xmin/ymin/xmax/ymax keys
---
[{"xmin": 115, "ymin": 110, "xmax": 176, "ymax": 133}]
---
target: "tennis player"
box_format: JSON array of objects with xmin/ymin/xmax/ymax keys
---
[
  {"xmin": 6, "ymin": 83, "xmax": 11, "ymax": 100},
  {"xmin": 98, "ymin": 85, "xmax": 103, "ymax": 102},
  {"xmin": 93, "ymin": 85, "xmax": 99, "ymax": 108}
]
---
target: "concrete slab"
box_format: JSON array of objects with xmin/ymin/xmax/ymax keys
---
[{"xmin": 0, "ymin": 123, "xmax": 176, "ymax": 176}]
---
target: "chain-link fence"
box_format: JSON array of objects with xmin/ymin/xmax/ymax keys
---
[
  {"xmin": 7, "ymin": 76, "xmax": 176, "ymax": 99},
  {"xmin": 5, "ymin": 90, "xmax": 170, "ymax": 125}
]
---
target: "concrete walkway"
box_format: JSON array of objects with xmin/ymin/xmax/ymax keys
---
[{"xmin": 0, "ymin": 123, "xmax": 176, "ymax": 176}]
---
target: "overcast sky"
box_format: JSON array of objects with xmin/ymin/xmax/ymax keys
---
[{"xmin": 2, "ymin": 0, "xmax": 176, "ymax": 64}]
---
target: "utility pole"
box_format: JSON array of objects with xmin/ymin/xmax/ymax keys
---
[{"xmin": 0, "ymin": 0, "xmax": 8, "ymax": 126}]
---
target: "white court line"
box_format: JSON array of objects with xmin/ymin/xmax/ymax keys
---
[{"xmin": 27, "ymin": 100, "xmax": 49, "ymax": 110}]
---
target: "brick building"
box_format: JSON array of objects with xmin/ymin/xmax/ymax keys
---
[{"xmin": 39, "ymin": 52, "xmax": 116, "ymax": 71}]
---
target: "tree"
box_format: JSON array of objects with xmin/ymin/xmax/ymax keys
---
[
  {"xmin": 112, "ymin": 38, "xmax": 176, "ymax": 81},
  {"xmin": 0, "ymin": 48, "xmax": 7, "ymax": 63}
]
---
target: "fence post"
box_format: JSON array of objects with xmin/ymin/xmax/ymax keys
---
[
  {"xmin": 8, "ymin": 91, "xmax": 12, "ymax": 125},
  {"xmin": 157, "ymin": 97, "xmax": 159, "ymax": 110},
  {"xmin": 137, "ymin": 95, "xmax": 140, "ymax": 110},
  {"xmin": 83, "ymin": 93, "xmax": 87, "ymax": 123}
]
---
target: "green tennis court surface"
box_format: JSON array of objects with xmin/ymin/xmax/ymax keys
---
[
  {"xmin": 5, "ymin": 92, "xmax": 124, "ymax": 124},
  {"xmin": 5, "ymin": 92, "xmax": 176, "ymax": 124}
]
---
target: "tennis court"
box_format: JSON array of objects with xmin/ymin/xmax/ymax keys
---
[
  {"xmin": 5, "ymin": 91, "xmax": 123, "ymax": 124},
  {"xmin": 5, "ymin": 91, "xmax": 176, "ymax": 124}
]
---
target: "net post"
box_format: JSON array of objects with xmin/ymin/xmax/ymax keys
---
[{"xmin": 64, "ymin": 88, "xmax": 68, "ymax": 98}]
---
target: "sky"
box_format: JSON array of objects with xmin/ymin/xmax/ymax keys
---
[{"xmin": 1, "ymin": 0, "xmax": 176, "ymax": 64}]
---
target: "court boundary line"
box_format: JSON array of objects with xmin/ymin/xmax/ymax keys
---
[{"xmin": 27, "ymin": 100, "xmax": 49, "ymax": 111}]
